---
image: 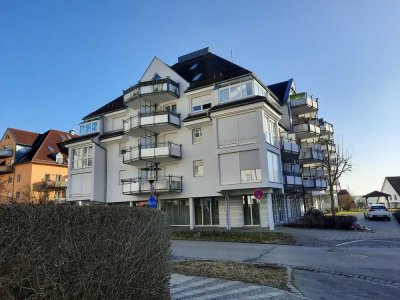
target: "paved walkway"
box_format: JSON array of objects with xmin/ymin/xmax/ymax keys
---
[
  {"xmin": 275, "ymin": 213, "xmax": 400, "ymax": 246},
  {"xmin": 170, "ymin": 273, "xmax": 304, "ymax": 299}
]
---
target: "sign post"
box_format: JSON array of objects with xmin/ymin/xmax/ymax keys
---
[{"xmin": 253, "ymin": 189, "xmax": 264, "ymax": 241}]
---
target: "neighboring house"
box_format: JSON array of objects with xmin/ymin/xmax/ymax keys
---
[
  {"xmin": 64, "ymin": 47, "xmax": 338, "ymax": 229},
  {"xmin": 0, "ymin": 128, "xmax": 74, "ymax": 203},
  {"xmin": 380, "ymin": 176, "xmax": 400, "ymax": 208}
]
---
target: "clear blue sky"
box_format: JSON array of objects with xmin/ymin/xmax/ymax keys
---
[{"xmin": 1, "ymin": 0, "xmax": 399, "ymax": 195}]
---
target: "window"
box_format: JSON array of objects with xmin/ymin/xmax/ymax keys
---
[
  {"xmin": 44, "ymin": 174, "xmax": 50, "ymax": 181},
  {"xmin": 217, "ymin": 113, "xmax": 258, "ymax": 147},
  {"xmin": 243, "ymin": 196, "xmax": 260, "ymax": 225},
  {"xmin": 152, "ymin": 73, "xmax": 161, "ymax": 80},
  {"xmin": 194, "ymin": 197, "xmax": 219, "ymax": 225},
  {"xmin": 161, "ymin": 199, "xmax": 190, "ymax": 225},
  {"xmin": 267, "ymin": 151, "xmax": 281, "ymax": 183},
  {"xmin": 55, "ymin": 191, "xmax": 60, "ymax": 199},
  {"xmin": 265, "ymin": 117, "xmax": 278, "ymax": 146},
  {"xmin": 16, "ymin": 192, "xmax": 20, "ymax": 200},
  {"xmin": 192, "ymin": 73, "xmax": 202, "ymax": 81},
  {"xmin": 164, "ymin": 103, "xmax": 177, "ymax": 112},
  {"xmin": 119, "ymin": 142, "xmax": 127, "ymax": 156},
  {"xmin": 193, "ymin": 160, "xmax": 204, "ymax": 177},
  {"xmin": 192, "ymin": 129, "xmax": 202, "ymax": 144},
  {"xmin": 119, "ymin": 170, "xmax": 126, "ymax": 185},
  {"xmin": 394, "ymin": 195, "xmax": 398, "ymax": 201},
  {"xmin": 56, "ymin": 153, "xmax": 63, "ymax": 164},
  {"xmin": 55, "ymin": 175, "xmax": 62, "ymax": 182},
  {"xmin": 192, "ymin": 96, "xmax": 211, "ymax": 113},
  {"xmin": 219, "ymin": 150, "xmax": 261, "ymax": 185},
  {"xmin": 8, "ymin": 176, "xmax": 12, "ymax": 184},
  {"xmin": 79, "ymin": 120, "xmax": 99, "ymax": 135},
  {"xmin": 189, "ymin": 63, "xmax": 198, "ymax": 71},
  {"xmin": 219, "ymin": 81, "xmax": 254, "ymax": 103},
  {"xmin": 17, "ymin": 174, "xmax": 21, "ymax": 182},
  {"xmin": 48, "ymin": 146, "xmax": 54, "ymax": 152},
  {"xmin": 72, "ymin": 146, "xmax": 93, "ymax": 169}
]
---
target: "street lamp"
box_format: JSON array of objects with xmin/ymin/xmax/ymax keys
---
[{"xmin": 142, "ymin": 165, "xmax": 160, "ymax": 208}]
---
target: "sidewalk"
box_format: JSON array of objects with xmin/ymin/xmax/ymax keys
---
[{"xmin": 170, "ymin": 273, "xmax": 305, "ymax": 300}]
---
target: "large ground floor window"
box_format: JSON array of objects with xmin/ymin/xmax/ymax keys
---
[
  {"xmin": 243, "ymin": 195, "xmax": 260, "ymax": 225},
  {"xmin": 288, "ymin": 196, "xmax": 301, "ymax": 220},
  {"xmin": 194, "ymin": 197, "xmax": 219, "ymax": 225},
  {"xmin": 272, "ymin": 194, "xmax": 286, "ymax": 224},
  {"xmin": 161, "ymin": 199, "xmax": 190, "ymax": 225}
]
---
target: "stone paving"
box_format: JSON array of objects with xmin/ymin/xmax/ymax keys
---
[
  {"xmin": 170, "ymin": 273, "xmax": 305, "ymax": 300},
  {"xmin": 275, "ymin": 213, "xmax": 400, "ymax": 246}
]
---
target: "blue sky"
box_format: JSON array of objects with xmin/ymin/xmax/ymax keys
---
[{"xmin": 1, "ymin": 0, "xmax": 399, "ymax": 195}]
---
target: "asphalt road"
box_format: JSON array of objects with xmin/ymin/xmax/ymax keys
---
[{"xmin": 172, "ymin": 240, "xmax": 400, "ymax": 299}]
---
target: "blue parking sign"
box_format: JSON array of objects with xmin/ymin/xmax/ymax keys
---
[{"xmin": 148, "ymin": 196, "xmax": 157, "ymax": 208}]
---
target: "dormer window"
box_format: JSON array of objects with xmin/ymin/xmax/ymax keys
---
[
  {"xmin": 189, "ymin": 63, "xmax": 198, "ymax": 71},
  {"xmin": 48, "ymin": 146, "xmax": 54, "ymax": 152},
  {"xmin": 79, "ymin": 120, "xmax": 99, "ymax": 135},
  {"xmin": 219, "ymin": 80, "xmax": 254, "ymax": 103},
  {"xmin": 192, "ymin": 73, "xmax": 202, "ymax": 81},
  {"xmin": 56, "ymin": 153, "xmax": 64, "ymax": 165},
  {"xmin": 152, "ymin": 73, "xmax": 161, "ymax": 80}
]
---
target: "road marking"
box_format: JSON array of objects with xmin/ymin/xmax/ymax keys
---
[{"xmin": 335, "ymin": 240, "xmax": 365, "ymax": 247}]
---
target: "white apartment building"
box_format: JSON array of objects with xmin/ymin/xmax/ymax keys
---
[{"xmin": 64, "ymin": 48, "xmax": 337, "ymax": 229}]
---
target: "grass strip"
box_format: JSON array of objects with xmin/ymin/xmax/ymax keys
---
[
  {"xmin": 172, "ymin": 260, "xmax": 288, "ymax": 290},
  {"xmin": 171, "ymin": 230, "xmax": 295, "ymax": 245}
]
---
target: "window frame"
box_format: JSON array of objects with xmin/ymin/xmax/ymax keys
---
[
  {"xmin": 72, "ymin": 146, "xmax": 93, "ymax": 170},
  {"xmin": 218, "ymin": 80, "xmax": 254, "ymax": 103},
  {"xmin": 193, "ymin": 160, "xmax": 204, "ymax": 177},
  {"xmin": 192, "ymin": 128, "xmax": 203, "ymax": 144},
  {"xmin": 79, "ymin": 120, "xmax": 100, "ymax": 135}
]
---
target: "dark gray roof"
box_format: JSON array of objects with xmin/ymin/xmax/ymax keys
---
[
  {"xmin": 83, "ymin": 95, "xmax": 125, "ymax": 120},
  {"xmin": 386, "ymin": 177, "xmax": 400, "ymax": 195},
  {"xmin": 61, "ymin": 132, "xmax": 99, "ymax": 146},
  {"xmin": 268, "ymin": 79, "xmax": 292, "ymax": 104},
  {"xmin": 171, "ymin": 52, "xmax": 251, "ymax": 91},
  {"xmin": 182, "ymin": 112, "xmax": 208, "ymax": 122}
]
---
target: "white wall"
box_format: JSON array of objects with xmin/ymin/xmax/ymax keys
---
[
  {"xmin": 92, "ymin": 144, "xmax": 106, "ymax": 203},
  {"xmin": 381, "ymin": 179, "xmax": 400, "ymax": 206}
]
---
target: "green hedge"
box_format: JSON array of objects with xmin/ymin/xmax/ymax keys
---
[
  {"xmin": 0, "ymin": 205, "xmax": 171, "ymax": 299},
  {"xmin": 288, "ymin": 215, "xmax": 357, "ymax": 230}
]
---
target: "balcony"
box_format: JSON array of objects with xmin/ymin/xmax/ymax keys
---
[
  {"xmin": 0, "ymin": 149, "xmax": 12, "ymax": 157},
  {"xmin": 123, "ymin": 142, "xmax": 182, "ymax": 166},
  {"xmin": 293, "ymin": 123, "xmax": 320, "ymax": 140},
  {"xmin": 123, "ymin": 111, "xmax": 181, "ymax": 137},
  {"xmin": 302, "ymin": 168, "xmax": 325, "ymax": 178},
  {"xmin": 321, "ymin": 143, "xmax": 336, "ymax": 154},
  {"xmin": 281, "ymin": 138, "xmax": 300, "ymax": 162},
  {"xmin": 123, "ymin": 78, "xmax": 180, "ymax": 109},
  {"xmin": 122, "ymin": 175, "xmax": 183, "ymax": 194},
  {"xmin": 290, "ymin": 92, "xmax": 318, "ymax": 115},
  {"xmin": 303, "ymin": 178, "xmax": 327, "ymax": 190},
  {"xmin": 42, "ymin": 180, "xmax": 68, "ymax": 188},
  {"xmin": 319, "ymin": 121, "xmax": 334, "ymax": 136},
  {"xmin": 299, "ymin": 148, "xmax": 324, "ymax": 164},
  {"xmin": 0, "ymin": 165, "xmax": 13, "ymax": 173},
  {"xmin": 283, "ymin": 173, "xmax": 303, "ymax": 188}
]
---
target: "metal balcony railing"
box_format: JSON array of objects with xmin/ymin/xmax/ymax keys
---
[
  {"xmin": 122, "ymin": 175, "xmax": 183, "ymax": 194},
  {"xmin": 123, "ymin": 142, "xmax": 182, "ymax": 164},
  {"xmin": 299, "ymin": 148, "xmax": 324, "ymax": 163},
  {"xmin": 0, "ymin": 149, "xmax": 13, "ymax": 157},
  {"xmin": 123, "ymin": 78, "xmax": 180, "ymax": 106},
  {"xmin": 123, "ymin": 111, "xmax": 181, "ymax": 136},
  {"xmin": 290, "ymin": 92, "xmax": 318, "ymax": 115},
  {"xmin": 283, "ymin": 172, "xmax": 303, "ymax": 186},
  {"xmin": 303, "ymin": 178, "xmax": 328, "ymax": 190},
  {"xmin": 281, "ymin": 138, "xmax": 300, "ymax": 154},
  {"xmin": 293, "ymin": 123, "xmax": 320, "ymax": 138},
  {"xmin": 43, "ymin": 180, "xmax": 68, "ymax": 188},
  {"xmin": 319, "ymin": 121, "xmax": 334, "ymax": 136},
  {"xmin": 0, "ymin": 165, "xmax": 13, "ymax": 173}
]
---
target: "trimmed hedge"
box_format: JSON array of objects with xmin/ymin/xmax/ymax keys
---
[
  {"xmin": 0, "ymin": 205, "xmax": 171, "ymax": 299},
  {"xmin": 286, "ymin": 215, "xmax": 357, "ymax": 230}
]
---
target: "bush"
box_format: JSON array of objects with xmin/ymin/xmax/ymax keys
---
[
  {"xmin": 0, "ymin": 204, "xmax": 171, "ymax": 299},
  {"xmin": 300, "ymin": 215, "xmax": 357, "ymax": 230},
  {"xmin": 393, "ymin": 211, "xmax": 400, "ymax": 224}
]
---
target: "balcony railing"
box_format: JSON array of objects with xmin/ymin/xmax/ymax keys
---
[
  {"xmin": 43, "ymin": 180, "xmax": 68, "ymax": 188},
  {"xmin": 303, "ymin": 178, "xmax": 327, "ymax": 190},
  {"xmin": 0, "ymin": 165, "xmax": 13, "ymax": 173},
  {"xmin": 290, "ymin": 92, "xmax": 318, "ymax": 115},
  {"xmin": 123, "ymin": 78, "xmax": 180, "ymax": 109},
  {"xmin": 281, "ymin": 138, "xmax": 300, "ymax": 155},
  {"xmin": 283, "ymin": 173, "xmax": 303, "ymax": 187},
  {"xmin": 321, "ymin": 144, "xmax": 336, "ymax": 154},
  {"xmin": 299, "ymin": 148, "xmax": 324, "ymax": 164},
  {"xmin": 293, "ymin": 123, "xmax": 320, "ymax": 139},
  {"xmin": 123, "ymin": 110, "xmax": 181, "ymax": 137},
  {"xmin": 283, "ymin": 163, "xmax": 301, "ymax": 174},
  {"xmin": 123, "ymin": 142, "xmax": 182, "ymax": 165},
  {"xmin": 122, "ymin": 175, "xmax": 183, "ymax": 194},
  {"xmin": 302, "ymin": 168, "xmax": 325, "ymax": 178},
  {"xmin": 319, "ymin": 121, "xmax": 334, "ymax": 136},
  {"xmin": 0, "ymin": 149, "xmax": 12, "ymax": 157}
]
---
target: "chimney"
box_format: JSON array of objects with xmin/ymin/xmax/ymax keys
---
[{"xmin": 69, "ymin": 129, "xmax": 75, "ymax": 136}]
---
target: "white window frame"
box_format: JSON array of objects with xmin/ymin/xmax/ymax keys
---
[
  {"xmin": 192, "ymin": 128, "xmax": 203, "ymax": 144},
  {"xmin": 193, "ymin": 160, "xmax": 204, "ymax": 177},
  {"xmin": 265, "ymin": 116, "xmax": 278, "ymax": 147},
  {"xmin": 219, "ymin": 80, "xmax": 254, "ymax": 103},
  {"xmin": 79, "ymin": 120, "xmax": 99, "ymax": 135},
  {"xmin": 267, "ymin": 151, "xmax": 281, "ymax": 183},
  {"xmin": 72, "ymin": 146, "xmax": 93, "ymax": 169}
]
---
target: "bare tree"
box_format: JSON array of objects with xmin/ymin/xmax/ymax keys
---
[
  {"xmin": 319, "ymin": 137, "xmax": 352, "ymax": 218},
  {"xmin": 21, "ymin": 185, "xmax": 49, "ymax": 204},
  {"xmin": 0, "ymin": 177, "xmax": 8, "ymax": 203}
]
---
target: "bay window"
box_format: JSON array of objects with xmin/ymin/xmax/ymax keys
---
[
  {"xmin": 72, "ymin": 146, "xmax": 93, "ymax": 169},
  {"xmin": 79, "ymin": 120, "xmax": 99, "ymax": 135},
  {"xmin": 267, "ymin": 151, "xmax": 281, "ymax": 183}
]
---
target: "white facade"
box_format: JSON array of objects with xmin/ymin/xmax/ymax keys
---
[
  {"xmin": 380, "ymin": 177, "xmax": 400, "ymax": 208},
  {"xmin": 65, "ymin": 48, "xmax": 337, "ymax": 229}
]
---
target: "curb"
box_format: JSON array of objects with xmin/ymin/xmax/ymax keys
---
[{"xmin": 286, "ymin": 266, "xmax": 308, "ymax": 299}]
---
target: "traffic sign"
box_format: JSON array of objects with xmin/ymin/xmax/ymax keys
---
[
  {"xmin": 148, "ymin": 195, "xmax": 157, "ymax": 208},
  {"xmin": 253, "ymin": 189, "xmax": 264, "ymax": 199}
]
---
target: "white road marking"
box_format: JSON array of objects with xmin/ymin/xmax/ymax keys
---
[{"xmin": 335, "ymin": 240, "xmax": 365, "ymax": 247}]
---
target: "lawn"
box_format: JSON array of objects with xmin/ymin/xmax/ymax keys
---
[
  {"xmin": 171, "ymin": 230, "xmax": 295, "ymax": 244},
  {"xmin": 172, "ymin": 260, "xmax": 288, "ymax": 290},
  {"xmin": 325, "ymin": 210, "xmax": 363, "ymax": 216}
]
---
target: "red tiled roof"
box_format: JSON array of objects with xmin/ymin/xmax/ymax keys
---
[
  {"xmin": 30, "ymin": 130, "xmax": 74, "ymax": 165},
  {"xmin": 9, "ymin": 128, "xmax": 40, "ymax": 146}
]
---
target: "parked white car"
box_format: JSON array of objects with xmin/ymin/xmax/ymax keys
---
[{"xmin": 364, "ymin": 204, "xmax": 391, "ymax": 221}]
